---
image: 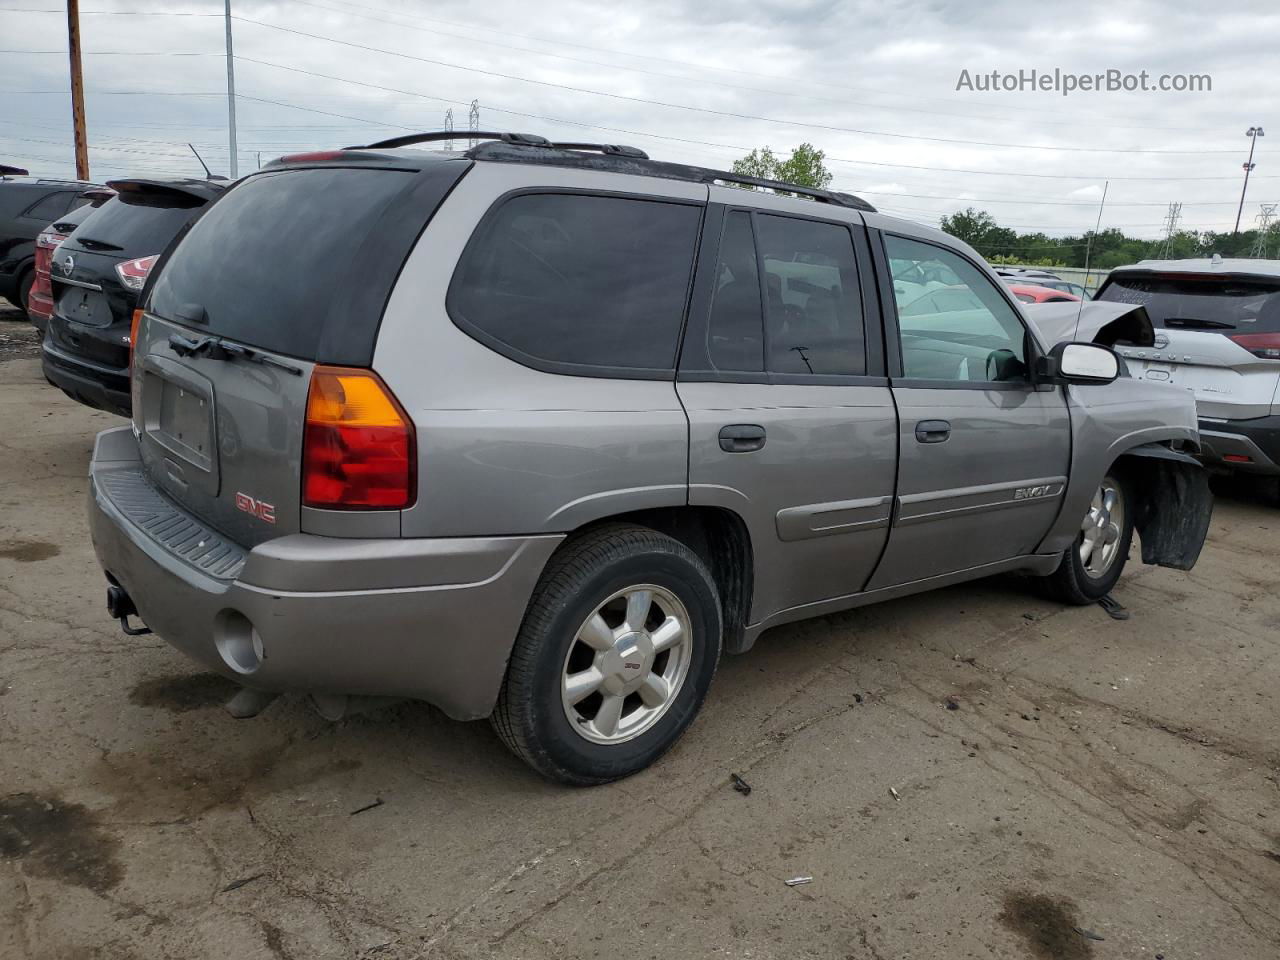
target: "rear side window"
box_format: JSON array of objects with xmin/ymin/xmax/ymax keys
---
[
  {"xmin": 22, "ymin": 191, "xmax": 73, "ymax": 222},
  {"xmin": 756, "ymin": 214, "xmax": 865, "ymax": 376},
  {"xmin": 69, "ymin": 192, "xmax": 203, "ymax": 259},
  {"xmin": 1097, "ymin": 274, "xmax": 1280, "ymax": 332},
  {"xmin": 449, "ymin": 193, "xmax": 702, "ymax": 375},
  {"xmin": 149, "ymin": 167, "xmax": 418, "ymax": 361}
]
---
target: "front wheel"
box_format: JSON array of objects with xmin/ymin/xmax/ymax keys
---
[
  {"xmin": 1040, "ymin": 473, "xmax": 1134, "ymax": 604},
  {"xmin": 491, "ymin": 524, "xmax": 722, "ymax": 785}
]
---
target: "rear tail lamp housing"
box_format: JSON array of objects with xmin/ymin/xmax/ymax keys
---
[
  {"xmin": 302, "ymin": 366, "xmax": 415, "ymax": 510},
  {"xmin": 115, "ymin": 255, "xmax": 158, "ymax": 292},
  {"xmin": 1229, "ymin": 333, "xmax": 1280, "ymax": 360}
]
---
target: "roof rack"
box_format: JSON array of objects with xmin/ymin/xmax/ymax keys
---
[{"xmin": 344, "ymin": 130, "xmax": 875, "ymax": 213}]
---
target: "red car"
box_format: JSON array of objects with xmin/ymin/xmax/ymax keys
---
[
  {"xmin": 28, "ymin": 187, "xmax": 115, "ymax": 331},
  {"xmin": 1008, "ymin": 282, "xmax": 1081, "ymax": 304}
]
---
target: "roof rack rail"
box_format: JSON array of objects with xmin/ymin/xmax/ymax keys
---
[
  {"xmin": 340, "ymin": 130, "xmax": 874, "ymax": 213},
  {"xmin": 348, "ymin": 131, "xmax": 553, "ymax": 150},
  {"xmin": 464, "ymin": 140, "xmax": 876, "ymax": 212}
]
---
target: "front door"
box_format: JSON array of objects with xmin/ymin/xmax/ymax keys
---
[
  {"xmin": 866, "ymin": 230, "xmax": 1071, "ymax": 589},
  {"xmin": 677, "ymin": 198, "xmax": 898, "ymax": 626}
]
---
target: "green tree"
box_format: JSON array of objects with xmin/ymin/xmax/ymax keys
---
[
  {"xmin": 731, "ymin": 143, "xmax": 833, "ymax": 189},
  {"xmin": 939, "ymin": 207, "xmax": 999, "ymax": 248}
]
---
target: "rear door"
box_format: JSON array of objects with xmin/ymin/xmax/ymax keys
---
[
  {"xmin": 866, "ymin": 228, "xmax": 1071, "ymax": 589},
  {"xmin": 1099, "ymin": 271, "xmax": 1280, "ymax": 419},
  {"xmin": 677, "ymin": 193, "xmax": 897, "ymax": 625},
  {"xmin": 135, "ymin": 161, "xmax": 468, "ymax": 546}
]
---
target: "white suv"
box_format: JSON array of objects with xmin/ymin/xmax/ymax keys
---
[{"xmin": 1098, "ymin": 258, "xmax": 1280, "ymax": 478}]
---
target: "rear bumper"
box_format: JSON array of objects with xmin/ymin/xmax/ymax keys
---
[
  {"xmin": 88, "ymin": 426, "xmax": 562, "ymax": 720},
  {"xmin": 1197, "ymin": 416, "xmax": 1280, "ymax": 475},
  {"xmin": 42, "ymin": 340, "xmax": 131, "ymax": 417}
]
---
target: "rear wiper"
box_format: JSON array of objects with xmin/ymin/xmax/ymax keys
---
[
  {"xmin": 168, "ymin": 333, "xmax": 303, "ymax": 376},
  {"xmin": 73, "ymin": 236, "xmax": 124, "ymax": 252},
  {"xmin": 1163, "ymin": 316, "xmax": 1235, "ymax": 330}
]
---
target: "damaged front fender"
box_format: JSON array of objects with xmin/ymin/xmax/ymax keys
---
[{"xmin": 1120, "ymin": 444, "xmax": 1213, "ymax": 570}]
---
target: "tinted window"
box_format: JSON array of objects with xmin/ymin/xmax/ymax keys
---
[
  {"xmin": 757, "ymin": 215, "xmax": 865, "ymax": 376},
  {"xmin": 450, "ymin": 193, "xmax": 701, "ymax": 373},
  {"xmin": 23, "ymin": 191, "xmax": 73, "ymax": 222},
  {"xmin": 68, "ymin": 192, "xmax": 203, "ymax": 259},
  {"xmin": 705, "ymin": 211, "xmax": 763, "ymax": 372},
  {"xmin": 1097, "ymin": 274, "xmax": 1280, "ymax": 333},
  {"xmin": 885, "ymin": 234, "xmax": 1028, "ymax": 383},
  {"xmin": 149, "ymin": 168, "xmax": 417, "ymax": 360}
]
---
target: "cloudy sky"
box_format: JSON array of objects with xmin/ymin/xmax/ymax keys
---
[{"xmin": 3, "ymin": 0, "xmax": 1278, "ymax": 241}]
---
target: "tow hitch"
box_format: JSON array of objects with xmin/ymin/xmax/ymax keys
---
[{"xmin": 106, "ymin": 584, "xmax": 152, "ymax": 636}]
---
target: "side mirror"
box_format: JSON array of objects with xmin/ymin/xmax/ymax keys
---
[{"xmin": 1035, "ymin": 341, "xmax": 1120, "ymax": 385}]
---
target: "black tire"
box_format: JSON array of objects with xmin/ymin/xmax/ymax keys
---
[
  {"xmin": 14, "ymin": 267, "xmax": 33, "ymax": 318},
  {"xmin": 491, "ymin": 523, "xmax": 722, "ymax": 785},
  {"xmin": 1040, "ymin": 471, "xmax": 1134, "ymax": 605}
]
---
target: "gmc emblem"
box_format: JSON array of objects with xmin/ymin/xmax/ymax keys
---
[{"xmin": 235, "ymin": 492, "xmax": 276, "ymax": 524}]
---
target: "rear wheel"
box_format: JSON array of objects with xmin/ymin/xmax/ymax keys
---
[
  {"xmin": 1041, "ymin": 473, "xmax": 1134, "ymax": 604},
  {"xmin": 491, "ymin": 524, "xmax": 722, "ymax": 785},
  {"xmin": 15, "ymin": 268, "xmax": 33, "ymax": 318}
]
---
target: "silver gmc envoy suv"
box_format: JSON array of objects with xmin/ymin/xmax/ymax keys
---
[{"xmin": 88, "ymin": 133, "xmax": 1212, "ymax": 784}]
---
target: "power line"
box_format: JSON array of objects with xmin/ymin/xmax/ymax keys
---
[
  {"xmin": 266, "ymin": 0, "xmax": 1209, "ymax": 136},
  {"xmin": 293, "ymin": 0, "xmax": 1217, "ymax": 129},
  {"xmin": 228, "ymin": 17, "xmax": 1239, "ymax": 156}
]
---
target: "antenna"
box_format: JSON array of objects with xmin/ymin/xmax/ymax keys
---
[
  {"xmin": 1158, "ymin": 201, "xmax": 1182, "ymax": 259},
  {"xmin": 188, "ymin": 142, "xmax": 214, "ymax": 179},
  {"xmin": 1072, "ymin": 180, "xmax": 1109, "ymax": 341},
  {"xmin": 1250, "ymin": 203, "xmax": 1277, "ymax": 258}
]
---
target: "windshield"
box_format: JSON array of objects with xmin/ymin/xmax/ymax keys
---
[{"xmin": 1097, "ymin": 273, "xmax": 1280, "ymax": 332}]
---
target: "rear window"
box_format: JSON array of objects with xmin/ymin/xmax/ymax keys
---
[
  {"xmin": 148, "ymin": 167, "xmax": 418, "ymax": 361},
  {"xmin": 69, "ymin": 192, "xmax": 203, "ymax": 259},
  {"xmin": 1098, "ymin": 273, "xmax": 1280, "ymax": 332},
  {"xmin": 448, "ymin": 193, "xmax": 702, "ymax": 375}
]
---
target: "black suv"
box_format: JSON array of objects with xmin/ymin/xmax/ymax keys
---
[
  {"xmin": 0, "ymin": 172, "xmax": 98, "ymax": 316},
  {"xmin": 43, "ymin": 178, "xmax": 224, "ymax": 416}
]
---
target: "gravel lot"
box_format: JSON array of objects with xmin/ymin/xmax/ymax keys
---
[{"xmin": 2, "ymin": 315, "xmax": 1278, "ymax": 959}]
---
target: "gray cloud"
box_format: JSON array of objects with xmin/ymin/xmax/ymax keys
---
[{"xmin": 2, "ymin": 0, "xmax": 1276, "ymax": 237}]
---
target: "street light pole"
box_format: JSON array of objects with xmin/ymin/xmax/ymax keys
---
[
  {"xmin": 1234, "ymin": 126, "xmax": 1264, "ymax": 234},
  {"xmin": 224, "ymin": 0, "xmax": 238, "ymax": 180}
]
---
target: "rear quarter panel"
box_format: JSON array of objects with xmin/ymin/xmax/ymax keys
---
[
  {"xmin": 375, "ymin": 162, "xmax": 705, "ymax": 538},
  {"xmin": 1037, "ymin": 376, "xmax": 1199, "ymax": 556}
]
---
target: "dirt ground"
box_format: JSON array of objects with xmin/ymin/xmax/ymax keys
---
[{"xmin": 2, "ymin": 305, "xmax": 1278, "ymax": 960}]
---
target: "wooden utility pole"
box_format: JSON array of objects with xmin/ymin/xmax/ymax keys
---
[{"xmin": 67, "ymin": 0, "xmax": 89, "ymax": 180}]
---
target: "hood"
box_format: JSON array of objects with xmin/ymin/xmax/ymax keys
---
[{"xmin": 1023, "ymin": 301, "xmax": 1155, "ymax": 350}]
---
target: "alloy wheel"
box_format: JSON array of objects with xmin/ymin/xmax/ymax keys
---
[{"xmin": 560, "ymin": 584, "xmax": 692, "ymax": 745}]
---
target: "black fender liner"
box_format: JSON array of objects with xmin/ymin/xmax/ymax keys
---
[{"xmin": 1118, "ymin": 443, "xmax": 1213, "ymax": 570}]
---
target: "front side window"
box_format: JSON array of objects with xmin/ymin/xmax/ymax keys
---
[
  {"xmin": 884, "ymin": 234, "xmax": 1029, "ymax": 383},
  {"xmin": 450, "ymin": 193, "xmax": 702, "ymax": 374}
]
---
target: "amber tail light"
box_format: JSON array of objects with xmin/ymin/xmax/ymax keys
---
[{"xmin": 302, "ymin": 366, "xmax": 415, "ymax": 510}]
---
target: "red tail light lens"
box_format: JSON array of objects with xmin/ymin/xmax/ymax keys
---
[
  {"xmin": 115, "ymin": 255, "xmax": 159, "ymax": 292},
  {"xmin": 302, "ymin": 366, "xmax": 415, "ymax": 510},
  {"xmin": 1229, "ymin": 333, "xmax": 1280, "ymax": 359}
]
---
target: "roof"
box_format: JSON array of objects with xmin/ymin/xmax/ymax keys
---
[
  {"xmin": 1113, "ymin": 257, "xmax": 1280, "ymax": 279},
  {"xmin": 327, "ymin": 131, "xmax": 877, "ymax": 213}
]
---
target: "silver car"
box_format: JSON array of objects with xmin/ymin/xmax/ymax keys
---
[
  {"xmin": 1098, "ymin": 258, "xmax": 1280, "ymax": 478},
  {"xmin": 87, "ymin": 133, "xmax": 1213, "ymax": 784}
]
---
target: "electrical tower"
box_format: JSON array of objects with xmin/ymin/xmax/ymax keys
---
[
  {"xmin": 444, "ymin": 108, "xmax": 454, "ymax": 151},
  {"xmin": 1250, "ymin": 203, "xmax": 1278, "ymax": 258},
  {"xmin": 1158, "ymin": 202, "xmax": 1182, "ymax": 259},
  {"xmin": 468, "ymin": 100, "xmax": 480, "ymax": 147}
]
